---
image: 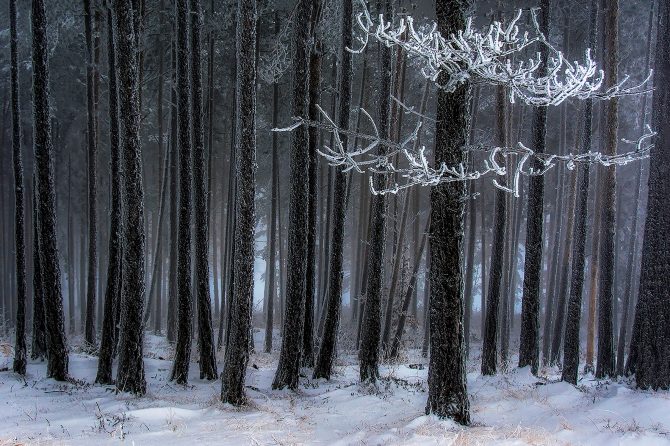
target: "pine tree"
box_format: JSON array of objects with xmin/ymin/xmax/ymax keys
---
[
  {"xmin": 272, "ymin": 0, "xmax": 313, "ymax": 391},
  {"xmin": 32, "ymin": 0, "xmax": 69, "ymax": 381},
  {"xmin": 191, "ymin": 0, "xmax": 217, "ymax": 380},
  {"xmin": 627, "ymin": 0, "xmax": 670, "ymax": 389},
  {"xmin": 84, "ymin": 0, "xmax": 98, "ymax": 346},
  {"xmin": 481, "ymin": 85, "xmax": 508, "ymax": 376},
  {"xmin": 518, "ymin": 0, "xmax": 550, "ymax": 377},
  {"xmin": 114, "ymin": 0, "xmax": 147, "ymax": 395},
  {"xmin": 220, "ymin": 0, "xmax": 256, "ymax": 405},
  {"xmin": 170, "ymin": 0, "xmax": 194, "ymax": 385},
  {"xmin": 313, "ymin": 0, "xmax": 352, "ymax": 381},
  {"xmin": 10, "ymin": 0, "xmax": 27, "ymax": 375},
  {"xmin": 595, "ymin": 0, "xmax": 619, "ymax": 379},
  {"xmin": 424, "ymin": 0, "xmax": 470, "ymax": 425},
  {"xmin": 167, "ymin": 39, "xmax": 179, "ymax": 344},
  {"xmin": 96, "ymin": 4, "xmax": 122, "ymax": 385},
  {"xmin": 358, "ymin": 0, "xmax": 392, "ymax": 383},
  {"xmin": 30, "ymin": 178, "xmax": 47, "ymax": 361}
]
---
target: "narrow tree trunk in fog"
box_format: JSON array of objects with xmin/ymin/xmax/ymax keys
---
[
  {"xmin": 191, "ymin": 0, "xmax": 217, "ymax": 380},
  {"xmin": 518, "ymin": 0, "xmax": 549, "ymax": 377},
  {"xmin": 171, "ymin": 0, "xmax": 194, "ymax": 384},
  {"xmin": 595, "ymin": 0, "xmax": 619, "ymax": 379},
  {"xmin": 84, "ymin": 0, "xmax": 98, "ymax": 346},
  {"xmin": 481, "ymin": 85, "xmax": 508, "ymax": 376},
  {"xmin": 221, "ymin": 0, "xmax": 256, "ymax": 404},
  {"xmin": 464, "ymin": 182, "xmax": 476, "ymax": 354},
  {"xmin": 264, "ymin": 14, "xmax": 281, "ymax": 354},
  {"xmin": 31, "ymin": 180, "xmax": 47, "ymax": 360},
  {"xmin": 10, "ymin": 0, "xmax": 27, "ymax": 374},
  {"xmin": 273, "ymin": 0, "xmax": 313, "ymax": 391},
  {"xmin": 32, "ymin": 0, "xmax": 69, "ymax": 380},
  {"xmin": 425, "ymin": 0, "xmax": 470, "ymax": 425},
  {"xmin": 67, "ymin": 156, "xmax": 75, "ymax": 334},
  {"xmin": 358, "ymin": 0, "xmax": 392, "ymax": 384},
  {"xmin": 114, "ymin": 0, "xmax": 147, "ymax": 395},
  {"xmin": 616, "ymin": 4, "xmax": 653, "ymax": 376},
  {"xmin": 313, "ymin": 0, "xmax": 353, "ymax": 379},
  {"xmin": 167, "ymin": 40, "xmax": 178, "ymax": 343},
  {"xmin": 96, "ymin": 6, "xmax": 122, "ymax": 384},
  {"xmin": 388, "ymin": 217, "xmax": 430, "ymax": 362},
  {"xmin": 480, "ymin": 195, "xmax": 488, "ymax": 339}
]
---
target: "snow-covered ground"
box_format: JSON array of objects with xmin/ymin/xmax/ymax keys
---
[{"xmin": 1, "ymin": 333, "xmax": 669, "ymax": 445}]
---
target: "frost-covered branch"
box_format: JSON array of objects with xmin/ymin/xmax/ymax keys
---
[
  {"xmin": 350, "ymin": 3, "xmax": 651, "ymax": 106},
  {"xmin": 273, "ymin": 105, "xmax": 654, "ymax": 196}
]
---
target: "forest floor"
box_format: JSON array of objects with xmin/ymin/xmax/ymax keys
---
[{"xmin": 1, "ymin": 332, "xmax": 669, "ymax": 445}]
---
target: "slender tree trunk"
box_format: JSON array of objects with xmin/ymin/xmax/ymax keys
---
[
  {"xmin": 264, "ymin": 13, "xmax": 281, "ymax": 354},
  {"xmin": 67, "ymin": 155, "xmax": 75, "ymax": 334},
  {"xmin": 481, "ymin": 85, "xmax": 508, "ymax": 376},
  {"xmin": 170, "ymin": 0, "xmax": 194, "ymax": 384},
  {"xmin": 10, "ymin": 0, "xmax": 27, "ymax": 374},
  {"xmin": 190, "ymin": 0, "xmax": 217, "ymax": 380},
  {"xmin": 84, "ymin": 0, "xmax": 98, "ymax": 346},
  {"xmin": 96, "ymin": 5, "xmax": 122, "ymax": 384},
  {"xmin": 30, "ymin": 179, "xmax": 47, "ymax": 360},
  {"xmin": 32, "ymin": 0, "xmax": 69, "ymax": 380},
  {"xmin": 167, "ymin": 40, "xmax": 178, "ymax": 343},
  {"xmin": 358, "ymin": 0, "xmax": 392, "ymax": 384},
  {"xmin": 220, "ymin": 0, "xmax": 256, "ymax": 404},
  {"xmin": 595, "ymin": 0, "xmax": 619, "ymax": 379},
  {"xmin": 518, "ymin": 0, "xmax": 550, "ymax": 377},
  {"xmin": 313, "ymin": 0, "xmax": 353, "ymax": 379},
  {"xmin": 273, "ymin": 0, "xmax": 314, "ymax": 391}
]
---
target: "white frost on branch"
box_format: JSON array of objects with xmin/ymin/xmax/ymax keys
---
[
  {"xmin": 273, "ymin": 106, "xmax": 654, "ymax": 197},
  {"xmin": 350, "ymin": 3, "xmax": 651, "ymax": 106}
]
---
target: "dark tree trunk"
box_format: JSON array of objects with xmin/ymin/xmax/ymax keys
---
[
  {"xmin": 518, "ymin": 0, "xmax": 550, "ymax": 377},
  {"xmin": 313, "ymin": 0, "xmax": 352, "ymax": 380},
  {"xmin": 220, "ymin": 0, "xmax": 256, "ymax": 405},
  {"xmin": 10, "ymin": 0, "xmax": 27, "ymax": 375},
  {"xmin": 481, "ymin": 85, "xmax": 508, "ymax": 376},
  {"xmin": 264, "ymin": 13, "xmax": 280, "ymax": 354},
  {"xmin": 170, "ymin": 0, "xmax": 194, "ymax": 385},
  {"xmin": 627, "ymin": 0, "xmax": 670, "ymax": 389},
  {"xmin": 114, "ymin": 0, "xmax": 147, "ymax": 395},
  {"xmin": 96, "ymin": 6, "xmax": 122, "ymax": 385},
  {"xmin": 425, "ymin": 0, "xmax": 471, "ymax": 425},
  {"xmin": 358, "ymin": 0, "xmax": 392, "ymax": 383},
  {"xmin": 167, "ymin": 39, "xmax": 178, "ymax": 343},
  {"xmin": 191, "ymin": 0, "xmax": 217, "ymax": 381},
  {"xmin": 32, "ymin": 0, "xmax": 69, "ymax": 380},
  {"xmin": 303, "ymin": 15, "xmax": 322, "ymax": 368},
  {"xmin": 388, "ymin": 217, "xmax": 430, "ymax": 361},
  {"xmin": 595, "ymin": 0, "xmax": 619, "ymax": 380},
  {"xmin": 84, "ymin": 0, "xmax": 98, "ymax": 346},
  {"xmin": 30, "ymin": 176, "xmax": 47, "ymax": 361},
  {"xmin": 67, "ymin": 156, "xmax": 75, "ymax": 334},
  {"xmin": 31, "ymin": 179, "xmax": 47, "ymax": 360},
  {"xmin": 272, "ymin": 0, "xmax": 313, "ymax": 391}
]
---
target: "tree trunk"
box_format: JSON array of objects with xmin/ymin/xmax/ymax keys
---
[
  {"xmin": 481, "ymin": 85, "xmax": 508, "ymax": 376},
  {"xmin": 518, "ymin": 0, "xmax": 550, "ymax": 377},
  {"xmin": 10, "ymin": 0, "xmax": 27, "ymax": 374},
  {"xmin": 272, "ymin": 0, "xmax": 313, "ymax": 391},
  {"xmin": 30, "ymin": 178, "xmax": 47, "ymax": 360},
  {"xmin": 220, "ymin": 0, "xmax": 256, "ymax": 404},
  {"xmin": 114, "ymin": 0, "xmax": 147, "ymax": 395},
  {"xmin": 32, "ymin": 0, "xmax": 69, "ymax": 380},
  {"xmin": 167, "ymin": 39, "xmax": 178, "ymax": 343},
  {"xmin": 595, "ymin": 0, "xmax": 619, "ymax": 380},
  {"xmin": 425, "ymin": 0, "xmax": 471, "ymax": 425},
  {"xmin": 627, "ymin": 0, "xmax": 670, "ymax": 389},
  {"xmin": 96, "ymin": 6, "xmax": 122, "ymax": 385},
  {"xmin": 358, "ymin": 0, "xmax": 392, "ymax": 384},
  {"xmin": 84, "ymin": 0, "xmax": 98, "ymax": 346}
]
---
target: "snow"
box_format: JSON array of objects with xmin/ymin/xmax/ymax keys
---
[{"xmin": 1, "ymin": 333, "xmax": 669, "ymax": 445}]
